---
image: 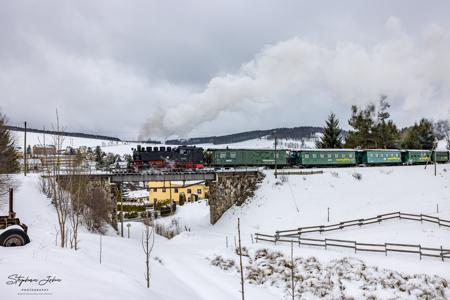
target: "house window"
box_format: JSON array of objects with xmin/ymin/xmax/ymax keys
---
[
  {"xmin": 197, "ymin": 189, "xmax": 202, "ymax": 194},
  {"xmin": 187, "ymin": 189, "xmax": 192, "ymax": 194},
  {"xmin": 174, "ymin": 188, "xmax": 178, "ymax": 193},
  {"xmin": 162, "ymin": 188, "xmax": 166, "ymax": 193},
  {"xmin": 152, "ymin": 188, "xmax": 157, "ymax": 192}
]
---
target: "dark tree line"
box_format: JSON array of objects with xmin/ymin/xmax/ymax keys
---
[
  {"xmin": 317, "ymin": 97, "xmax": 440, "ymax": 150},
  {"xmin": 0, "ymin": 112, "xmax": 19, "ymax": 174}
]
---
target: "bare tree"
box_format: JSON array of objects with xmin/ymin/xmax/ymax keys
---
[
  {"xmin": 142, "ymin": 217, "xmax": 155, "ymax": 288},
  {"xmin": 435, "ymin": 120, "xmax": 450, "ymax": 150},
  {"xmin": 67, "ymin": 170, "xmax": 88, "ymax": 250},
  {"xmin": 47, "ymin": 109, "xmax": 70, "ymax": 248},
  {"xmin": 83, "ymin": 184, "xmax": 110, "ymax": 234}
]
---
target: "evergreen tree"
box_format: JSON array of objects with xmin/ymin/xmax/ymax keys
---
[
  {"xmin": 345, "ymin": 104, "xmax": 375, "ymax": 148},
  {"xmin": 316, "ymin": 113, "xmax": 343, "ymax": 148},
  {"xmin": 373, "ymin": 97, "xmax": 399, "ymax": 148},
  {"xmin": 401, "ymin": 119, "xmax": 436, "ymax": 149},
  {"xmin": 0, "ymin": 112, "xmax": 19, "ymax": 174},
  {"xmin": 94, "ymin": 146, "xmax": 104, "ymax": 165}
]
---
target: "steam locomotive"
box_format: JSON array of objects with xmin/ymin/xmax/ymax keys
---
[{"xmin": 132, "ymin": 145, "xmax": 205, "ymax": 170}]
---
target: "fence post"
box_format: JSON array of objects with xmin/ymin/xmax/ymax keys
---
[
  {"xmin": 298, "ymin": 236, "xmax": 301, "ymax": 247},
  {"xmin": 419, "ymin": 245, "xmax": 422, "ymax": 260},
  {"xmin": 325, "ymin": 239, "xmax": 327, "ymax": 250},
  {"xmin": 385, "ymin": 243, "xmax": 387, "ymax": 256},
  {"xmin": 437, "ymin": 203, "xmax": 439, "ymax": 214},
  {"xmin": 327, "ymin": 207, "xmax": 330, "ymax": 223},
  {"xmin": 251, "ymin": 234, "xmax": 254, "ymax": 244},
  {"xmin": 441, "ymin": 246, "xmax": 444, "ymax": 262}
]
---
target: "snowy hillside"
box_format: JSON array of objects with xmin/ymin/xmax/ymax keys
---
[
  {"xmin": 11, "ymin": 130, "xmax": 316, "ymax": 156},
  {"xmin": 2, "ymin": 163, "xmax": 450, "ymax": 299}
]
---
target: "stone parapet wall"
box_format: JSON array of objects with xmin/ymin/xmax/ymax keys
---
[{"xmin": 208, "ymin": 171, "xmax": 264, "ymax": 224}]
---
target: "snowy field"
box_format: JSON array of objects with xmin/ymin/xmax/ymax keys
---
[{"xmin": 1, "ymin": 162, "xmax": 450, "ymax": 299}]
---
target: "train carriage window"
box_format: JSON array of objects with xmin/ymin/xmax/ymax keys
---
[
  {"xmin": 219, "ymin": 153, "xmax": 226, "ymax": 159},
  {"xmin": 305, "ymin": 154, "xmax": 309, "ymax": 158},
  {"xmin": 230, "ymin": 152, "xmax": 236, "ymax": 158},
  {"xmin": 320, "ymin": 154, "xmax": 324, "ymax": 158},
  {"xmin": 312, "ymin": 154, "xmax": 317, "ymax": 158},
  {"xmin": 375, "ymin": 154, "xmax": 378, "ymax": 157},
  {"xmin": 349, "ymin": 154, "xmax": 353, "ymax": 158},
  {"xmin": 335, "ymin": 154, "xmax": 338, "ymax": 158},
  {"xmin": 327, "ymin": 154, "xmax": 332, "ymax": 158}
]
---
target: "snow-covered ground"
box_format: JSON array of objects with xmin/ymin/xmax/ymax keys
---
[{"xmin": 1, "ymin": 162, "xmax": 450, "ymax": 299}]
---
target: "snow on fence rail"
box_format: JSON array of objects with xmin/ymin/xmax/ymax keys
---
[
  {"xmin": 274, "ymin": 212, "xmax": 450, "ymax": 236},
  {"xmin": 255, "ymin": 212, "xmax": 450, "ymax": 262}
]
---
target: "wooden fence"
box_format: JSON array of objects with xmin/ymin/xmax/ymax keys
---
[{"xmin": 255, "ymin": 212, "xmax": 450, "ymax": 262}]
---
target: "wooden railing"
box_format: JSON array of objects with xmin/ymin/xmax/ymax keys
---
[{"xmin": 255, "ymin": 212, "xmax": 450, "ymax": 262}]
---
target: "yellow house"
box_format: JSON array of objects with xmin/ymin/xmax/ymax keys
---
[{"xmin": 148, "ymin": 181, "xmax": 209, "ymax": 203}]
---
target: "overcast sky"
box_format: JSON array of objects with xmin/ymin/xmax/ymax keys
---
[{"xmin": 1, "ymin": 0, "xmax": 450, "ymax": 140}]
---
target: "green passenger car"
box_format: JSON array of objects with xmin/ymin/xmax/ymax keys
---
[
  {"xmin": 358, "ymin": 149, "xmax": 402, "ymax": 165},
  {"xmin": 432, "ymin": 151, "xmax": 450, "ymax": 163},
  {"xmin": 210, "ymin": 149, "xmax": 288, "ymax": 166},
  {"xmin": 297, "ymin": 149, "xmax": 356, "ymax": 166},
  {"xmin": 401, "ymin": 150, "xmax": 431, "ymax": 164}
]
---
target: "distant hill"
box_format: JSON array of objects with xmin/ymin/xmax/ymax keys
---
[
  {"xmin": 165, "ymin": 126, "xmax": 323, "ymax": 145},
  {"xmin": 7, "ymin": 125, "xmax": 122, "ymax": 142}
]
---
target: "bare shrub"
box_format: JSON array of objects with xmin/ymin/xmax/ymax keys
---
[
  {"xmin": 154, "ymin": 218, "xmax": 184, "ymax": 239},
  {"xmin": 352, "ymin": 172, "xmax": 362, "ymax": 180},
  {"xmin": 83, "ymin": 185, "xmax": 110, "ymax": 234},
  {"xmin": 330, "ymin": 171, "xmax": 339, "ymax": 178}
]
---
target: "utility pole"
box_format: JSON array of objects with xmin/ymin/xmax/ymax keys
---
[
  {"xmin": 237, "ymin": 218, "xmax": 245, "ymax": 300},
  {"xmin": 24, "ymin": 121, "xmax": 27, "ymax": 176},
  {"xmin": 290, "ymin": 240, "xmax": 295, "ymax": 300},
  {"xmin": 273, "ymin": 130, "xmax": 278, "ymax": 179}
]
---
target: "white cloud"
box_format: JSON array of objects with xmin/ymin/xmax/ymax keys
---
[{"xmin": 141, "ymin": 18, "xmax": 450, "ymax": 137}]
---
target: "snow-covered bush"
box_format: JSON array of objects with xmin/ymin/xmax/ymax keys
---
[
  {"xmin": 155, "ymin": 218, "xmax": 184, "ymax": 239},
  {"xmin": 210, "ymin": 249, "xmax": 449, "ymax": 299},
  {"xmin": 352, "ymin": 172, "xmax": 362, "ymax": 180},
  {"xmin": 330, "ymin": 171, "xmax": 339, "ymax": 178},
  {"xmin": 209, "ymin": 256, "xmax": 237, "ymax": 271}
]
